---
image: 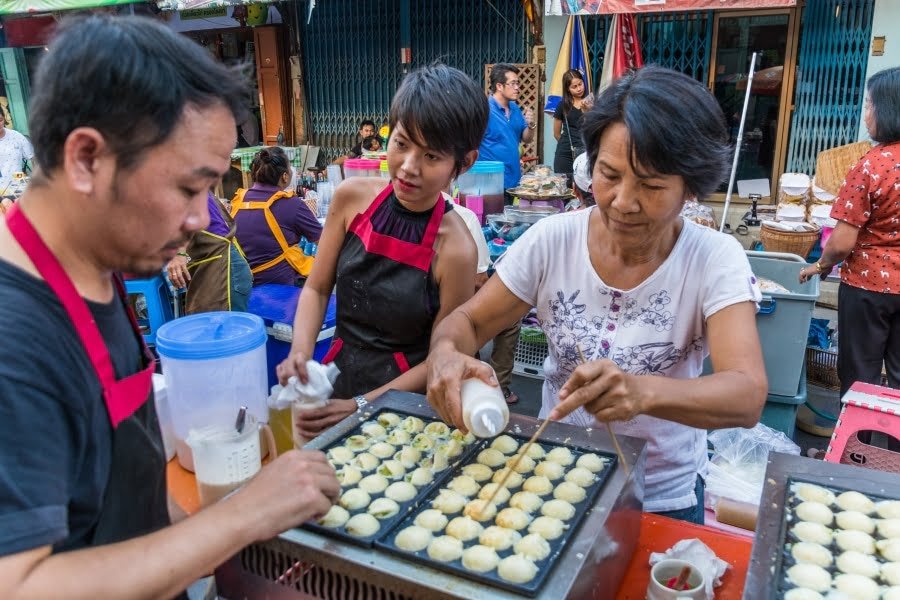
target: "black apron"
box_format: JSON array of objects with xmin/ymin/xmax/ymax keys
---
[
  {"xmin": 323, "ymin": 184, "xmax": 445, "ymax": 399},
  {"xmin": 6, "ymin": 204, "xmax": 175, "ymax": 591}
]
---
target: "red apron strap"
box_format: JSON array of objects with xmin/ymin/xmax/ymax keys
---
[
  {"xmin": 420, "ymin": 195, "xmax": 446, "ymax": 249},
  {"xmin": 5, "ymin": 204, "xmax": 118, "ymax": 385}
]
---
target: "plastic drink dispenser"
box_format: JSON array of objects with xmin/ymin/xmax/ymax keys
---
[
  {"xmin": 456, "ymin": 161, "xmax": 505, "ymax": 220},
  {"xmin": 343, "ymin": 158, "xmax": 382, "ymax": 179},
  {"xmin": 187, "ymin": 413, "xmax": 277, "ymax": 507},
  {"xmin": 461, "ymin": 364, "xmax": 509, "ymax": 438},
  {"xmin": 156, "ymin": 312, "xmax": 269, "ymax": 471}
]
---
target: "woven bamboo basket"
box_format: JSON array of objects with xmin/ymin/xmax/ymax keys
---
[
  {"xmin": 814, "ymin": 141, "xmax": 873, "ymax": 196},
  {"xmin": 760, "ymin": 223, "xmax": 821, "ymax": 258},
  {"xmin": 806, "ymin": 346, "xmax": 890, "ymax": 390}
]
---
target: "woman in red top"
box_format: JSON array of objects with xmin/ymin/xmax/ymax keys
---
[{"xmin": 801, "ymin": 66, "xmax": 900, "ymax": 394}]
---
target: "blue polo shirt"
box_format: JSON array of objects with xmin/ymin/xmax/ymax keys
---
[{"xmin": 478, "ymin": 96, "xmax": 527, "ymax": 190}]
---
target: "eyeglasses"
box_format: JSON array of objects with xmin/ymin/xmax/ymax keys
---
[{"xmin": 503, "ymin": 80, "xmax": 521, "ymax": 88}]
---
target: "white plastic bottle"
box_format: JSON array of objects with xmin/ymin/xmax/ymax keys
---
[{"xmin": 461, "ymin": 368, "xmax": 509, "ymax": 438}]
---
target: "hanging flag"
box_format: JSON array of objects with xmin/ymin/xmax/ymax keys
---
[
  {"xmin": 570, "ymin": 13, "xmax": 593, "ymax": 94},
  {"xmin": 544, "ymin": 16, "xmax": 592, "ymax": 115},
  {"xmin": 544, "ymin": 16, "xmax": 574, "ymax": 115},
  {"xmin": 597, "ymin": 13, "xmax": 643, "ymax": 93}
]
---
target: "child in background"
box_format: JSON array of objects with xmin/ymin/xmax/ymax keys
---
[{"xmin": 362, "ymin": 135, "xmax": 383, "ymax": 153}]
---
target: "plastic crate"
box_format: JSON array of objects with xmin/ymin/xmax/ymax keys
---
[
  {"xmin": 513, "ymin": 335, "xmax": 548, "ymax": 379},
  {"xmin": 747, "ymin": 251, "xmax": 820, "ymax": 397},
  {"xmin": 247, "ymin": 284, "xmax": 337, "ymax": 388},
  {"xmin": 760, "ymin": 366, "xmax": 807, "ymax": 439},
  {"xmin": 805, "ymin": 346, "xmax": 841, "ymax": 391}
]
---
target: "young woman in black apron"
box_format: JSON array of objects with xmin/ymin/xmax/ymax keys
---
[{"xmin": 277, "ymin": 64, "xmax": 490, "ymax": 440}]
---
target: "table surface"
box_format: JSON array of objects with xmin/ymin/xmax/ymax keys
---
[
  {"xmin": 614, "ymin": 513, "xmax": 753, "ymax": 600},
  {"xmin": 168, "ymin": 459, "xmax": 753, "ymax": 598}
]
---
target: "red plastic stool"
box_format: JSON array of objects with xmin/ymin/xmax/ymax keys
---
[{"xmin": 824, "ymin": 381, "xmax": 900, "ymax": 474}]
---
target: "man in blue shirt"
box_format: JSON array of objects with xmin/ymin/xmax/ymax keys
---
[
  {"xmin": 477, "ymin": 64, "xmax": 535, "ymax": 407},
  {"xmin": 478, "ymin": 64, "xmax": 536, "ymax": 193}
]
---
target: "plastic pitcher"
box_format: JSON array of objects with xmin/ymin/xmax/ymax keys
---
[
  {"xmin": 156, "ymin": 312, "xmax": 269, "ymax": 471},
  {"xmin": 187, "ymin": 414, "xmax": 277, "ymax": 507},
  {"xmin": 326, "ymin": 164, "xmax": 343, "ymax": 186},
  {"xmin": 344, "ymin": 158, "xmax": 381, "ymax": 179}
]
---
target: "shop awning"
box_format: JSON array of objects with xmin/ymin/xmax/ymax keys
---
[
  {"xmin": 546, "ymin": 0, "xmax": 796, "ymax": 15},
  {"xmin": 0, "ymin": 0, "xmax": 136, "ymax": 14}
]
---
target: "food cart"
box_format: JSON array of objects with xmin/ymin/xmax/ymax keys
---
[{"xmin": 168, "ymin": 391, "xmax": 760, "ymax": 599}]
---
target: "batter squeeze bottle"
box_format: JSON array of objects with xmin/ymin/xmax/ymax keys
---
[{"xmin": 461, "ymin": 364, "xmax": 509, "ymax": 438}]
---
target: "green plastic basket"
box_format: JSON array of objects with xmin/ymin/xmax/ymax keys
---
[{"xmin": 519, "ymin": 326, "xmax": 546, "ymax": 345}]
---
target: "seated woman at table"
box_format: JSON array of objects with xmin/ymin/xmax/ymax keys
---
[
  {"xmin": 276, "ymin": 63, "xmax": 486, "ymax": 440},
  {"xmin": 231, "ymin": 146, "xmax": 323, "ymax": 286},
  {"xmin": 425, "ymin": 66, "xmax": 767, "ymax": 524}
]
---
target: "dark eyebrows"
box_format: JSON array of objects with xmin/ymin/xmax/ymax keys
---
[{"xmin": 192, "ymin": 166, "xmax": 226, "ymax": 179}]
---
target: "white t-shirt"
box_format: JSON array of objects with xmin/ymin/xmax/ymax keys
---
[
  {"xmin": 443, "ymin": 194, "xmax": 490, "ymax": 274},
  {"xmin": 496, "ymin": 209, "xmax": 761, "ymax": 512},
  {"xmin": 0, "ymin": 128, "xmax": 33, "ymax": 192}
]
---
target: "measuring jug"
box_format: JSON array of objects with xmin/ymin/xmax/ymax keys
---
[{"xmin": 187, "ymin": 414, "xmax": 277, "ymax": 507}]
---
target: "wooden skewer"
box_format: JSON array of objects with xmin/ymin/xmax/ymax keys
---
[
  {"xmin": 668, "ymin": 565, "xmax": 692, "ymax": 591},
  {"xmin": 480, "ymin": 417, "xmax": 552, "ymax": 515},
  {"xmin": 480, "ymin": 344, "xmax": 634, "ymax": 517},
  {"xmin": 575, "ymin": 344, "xmax": 630, "ymax": 477}
]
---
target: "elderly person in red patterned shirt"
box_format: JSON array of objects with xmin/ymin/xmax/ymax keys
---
[{"xmin": 800, "ymin": 66, "xmax": 900, "ymax": 395}]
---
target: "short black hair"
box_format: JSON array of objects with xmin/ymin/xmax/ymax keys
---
[
  {"xmin": 867, "ymin": 66, "xmax": 900, "ymax": 144},
  {"xmin": 581, "ymin": 65, "xmax": 731, "ymax": 200},
  {"xmin": 359, "ymin": 119, "xmax": 377, "ymax": 130},
  {"xmin": 389, "ymin": 63, "xmax": 488, "ymax": 177},
  {"xmin": 250, "ymin": 146, "xmax": 291, "ymax": 186},
  {"xmin": 489, "ymin": 63, "xmax": 519, "ymax": 94},
  {"xmin": 29, "ymin": 15, "xmax": 250, "ymax": 176}
]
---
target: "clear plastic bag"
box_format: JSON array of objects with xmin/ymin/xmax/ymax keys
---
[
  {"xmin": 706, "ymin": 423, "xmax": 800, "ymax": 507},
  {"xmin": 680, "ymin": 200, "xmax": 717, "ymax": 229}
]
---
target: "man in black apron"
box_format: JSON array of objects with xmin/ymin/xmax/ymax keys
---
[{"xmin": 0, "ymin": 16, "xmax": 338, "ymax": 599}]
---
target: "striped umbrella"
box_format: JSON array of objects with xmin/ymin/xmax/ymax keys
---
[
  {"xmin": 597, "ymin": 12, "xmax": 644, "ymax": 94},
  {"xmin": 544, "ymin": 16, "xmax": 593, "ymax": 115}
]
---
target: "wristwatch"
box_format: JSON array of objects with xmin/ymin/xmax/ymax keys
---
[
  {"xmin": 354, "ymin": 395, "xmax": 368, "ymax": 410},
  {"xmin": 527, "ymin": 122, "xmax": 536, "ymax": 130}
]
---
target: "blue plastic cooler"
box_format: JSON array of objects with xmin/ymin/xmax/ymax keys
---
[{"xmin": 247, "ymin": 284, "xmax": 338, "ymax": 388}]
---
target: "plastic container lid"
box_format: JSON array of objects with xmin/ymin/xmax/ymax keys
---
[
  {"xmin": 156, "ymin": 312, "xmax": 267, "ymax": 360},
  {"xmin": 466, "ymin": 161, "xmax": 504, "ymax": 174},
  {"xmin": 344, "ymin": 158, "xmax": 382, "ymax": 170},
  {"xmin": 380, "ymin": 160, "xmax": 389, "ymax": 173}
]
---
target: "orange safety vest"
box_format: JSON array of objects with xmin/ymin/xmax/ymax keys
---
[{"xmin": 230, "ymin": 188, "xmax": 315, "ymax": 277}]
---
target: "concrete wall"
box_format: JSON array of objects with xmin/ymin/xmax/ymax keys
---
[
  {"xmin": 859, "ymin": 0, "xmax": 900, "ymax": 140},
  {"xmin": 541, "ymin": 16, "xmax": 568, "ymax": 165}
]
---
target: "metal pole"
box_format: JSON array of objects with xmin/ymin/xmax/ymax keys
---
[{"xmin": 719, "ymin": 51, "xmax": 757, "ymax": 233}]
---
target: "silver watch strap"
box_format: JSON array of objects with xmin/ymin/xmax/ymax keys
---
[{"xmin": 354, "ymin": 395, "xmax": 368, "ymax": 410}]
